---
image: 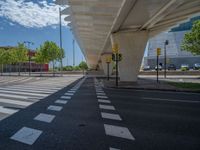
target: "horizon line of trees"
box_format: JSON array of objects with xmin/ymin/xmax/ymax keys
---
[{"xmin": 0, "ymin": 41, "xmax": 65, "ymax": 76}]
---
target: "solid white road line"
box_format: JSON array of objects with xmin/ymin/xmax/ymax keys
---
[
  {"xmin": 104, "ymin": 124, "xmax": 135, "ymax": 140},
  {"xmin": 101, "ymin": 112, "xmax": 122, "ymax": 121},
  {"xmin": 0, "ymin": 106, "xmax": 18, "ymax": 114},
  {"xmin": 98, "ymin": 99, "xmax": 111, "ymax": 103},
  {"xmin": 47, "ymin": 105, "xmax": 63, "ymax": 111},
  {"xmin": 61, "ymin": 96, "xmax": 71, "ymax": 99},
  {"xmin": 10, "ymin": 127, "xmax": 42, "ymax": 145},
  {"xmin": 55, "ymin": 100, "xmax": 68, "ymax": 104},
  {"xmin": 97, "ymin": 95, "xmax": 108, "ymax": 99},
  {"xmin": 34, "ymin": 113, "xmax": 55, "ymax": 123},
  {"xmin": 99, "ymin": 104, "xmax": 115, "ymax": 110},
  {"xmin": 142, "ymin": 97, "xmax": 200, "ymax": 103},
  {"xmin": 0, "ymin": 98, "xmax": 32, "ymax": 106}
]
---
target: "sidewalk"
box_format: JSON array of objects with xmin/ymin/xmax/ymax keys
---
[{"xmin": 101, "ymin": 77, "xmax": 200, "ymax": 93}]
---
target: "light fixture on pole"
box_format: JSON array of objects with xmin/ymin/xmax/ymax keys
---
[{"xmin": 24, "ymin": 41, "xmax": 34, "ymax": 76}]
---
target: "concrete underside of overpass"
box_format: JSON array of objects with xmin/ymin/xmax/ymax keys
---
[{"xmin": 56, "ymin": 0, "xmax": 200, "ymax": 81}]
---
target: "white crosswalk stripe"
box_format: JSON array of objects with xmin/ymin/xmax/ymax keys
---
[{"xmin": 0, "ymin": 75, "xmax": 82, "ymax": 121}]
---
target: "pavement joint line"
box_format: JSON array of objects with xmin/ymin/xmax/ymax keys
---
[
  {"xmin": 142, "ymin": 97, "xmax": 200, "ymax": 103},
  {"xmin": 98, "ymin": 99, "xmax": 111, "ymax": 103},
  {"xmin": 99, "ymin": 104, "xmax": 115, "ymax": 110},
  {"xmin": 55, "ymin": 100, "xmax": 68, "ymax": 104},
  {"xmin": 47, "ymin": 105, "xmax": 63, "ymax": 111},
  {"xmin": 60, "ymin": 96, "xmax": 71, "ymax": 99},
  {"xmin": 10, "ymin": 127, "xmax": 43, "ymax": 145},
  {"xmin": 97, "ymin": 95, "xmax": 108, "ymax": 99},
  {"xmin": 34, "ymin": 113, "xmax": 55, "ymax": 123},
  {"xmin": 101, "ymin": 112, "xmax": 122, "ymax": 121},
  {"xmin": 104, "ymin": 124, "xmax": 135, "ymax": 141}
]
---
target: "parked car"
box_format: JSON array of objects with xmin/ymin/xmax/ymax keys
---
[
  {"xmin": 155, "ymin": 65, "xmax": 162, "ymax": 71},
  {"xmin": 181, "ymin": 64, "xmax": 189, "ymax": 71},
  {"xmin": 143, "ymin": 65, "xmax": 150, "ymax": 71},
  {"xmin": 168, "ymin": 64, "xmax": 176, "ymax": 70},
  {"xmin": 193, "ymin": 63, "xmax": 200, "ymax": 70}
]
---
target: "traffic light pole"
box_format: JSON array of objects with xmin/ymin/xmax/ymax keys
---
[
  {"xmin": 107, "ymin": 62, "xmax": 110, "ymax": 81},
  {"xmin": 116, "ymin": 53, "xmax": 118, "ymax": 87},
  {"xmin": 157, "ymin": 54, "xmax": 159, "ymax": 83}
]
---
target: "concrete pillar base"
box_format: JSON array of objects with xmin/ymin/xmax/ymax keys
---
[{"xmin": 111, "ymin": 31, "xmax": 149, "ymax": 82}]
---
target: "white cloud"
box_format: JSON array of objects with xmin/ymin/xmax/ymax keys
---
[{"xmin": 0, "ymin": 0, "xmax": 69, "ymax": 28}]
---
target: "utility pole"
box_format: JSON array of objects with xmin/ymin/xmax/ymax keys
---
[
  {"xmin": 24, "ymin": 41, "xmax": 34, "ymax": 76},
  {"xmin": 73, "ymin": 39, "xmax": 75, "ymax": 67},
  {"xmin": 156, "ymin": 48, "xmax": 161, "ymax": 83},
  {"xmin": 59, "ymin": 7, "xmax": 63, "ymax": 76},
  {"xmin": 164, "ymin": 40, "xmax": 169, "ymax": 79}
]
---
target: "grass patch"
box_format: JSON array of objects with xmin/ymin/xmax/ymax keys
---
[{"xmin": 169, "ymin": 82, "xmax": 200, "ymax": 90}]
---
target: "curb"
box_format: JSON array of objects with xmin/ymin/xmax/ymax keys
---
[{"xmin": 104, "ymin": 86, "xmax": 200, "ymax": 94}]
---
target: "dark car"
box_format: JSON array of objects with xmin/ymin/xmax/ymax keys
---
[
  {"xmin": 168, "ymin": 64, "xmax": 176, "ymax": 70},
  {"xmin": 193, "ymin": 63, "xmax": 200, "ymax": 70}
]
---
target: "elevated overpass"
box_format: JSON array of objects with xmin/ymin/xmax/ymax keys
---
[{"xmin": 56, "ymin": 0, "xmax": 200, "ymax": 81}]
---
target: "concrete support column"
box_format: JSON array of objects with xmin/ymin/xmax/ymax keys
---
[
  {"xmin": 111, "ymin": 31, "xmax": 149, "ymax": 82},
  {"xmin": 101, "ymin": 53, "xmax": 113, "ymax": 76}
]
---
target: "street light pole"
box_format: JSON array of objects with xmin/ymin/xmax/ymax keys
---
[
  {"xmin": 164, "ymin": 40, "xmax": 169, "ymax": 79},
  {"xmin": 24, "ymin": 41, "xmax": 34, "ymax": 76},
  {"xmin": 73, "ymin": 39, "xmax": 75, "ymax": 67},
  {"xmin": 59, "ymin": 7, "xmax": 63, "ymax": 76}
]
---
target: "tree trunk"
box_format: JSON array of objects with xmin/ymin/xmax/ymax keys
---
[
  {"xmin": 18, "ymin": 62, "xmax": 21, "ymax": 76},
  {"xmin": 0, "ymin": 64, "xmax": 2, "ymax": 76},
  {"xmin": 9, "ymin": 64, "xmax": 11, "ymax": 76},
  {"xmin": 53, "ymin": 61, "xmax": 55, "ymax": 77}
]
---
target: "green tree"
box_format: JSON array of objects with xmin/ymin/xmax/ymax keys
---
[
  {"xmin": 40, "ymin": 41, "xmax": 60, "ymax": 76},
  {"xmin": 181, "ymin": 20, "xmax": 200, "ymax": 55},
  {"xmin": 0, "ymin": 48, "xmax": 6, "ymax": 75},
  {"xmin": 14, "ymin": 43, "xmax": 28, "ymax": 76},
  {"xmin": 79, "ymin": 61, "xmax": 88, "ymax": 71}
]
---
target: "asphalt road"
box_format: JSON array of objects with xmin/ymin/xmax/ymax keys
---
[{"xmin": 0, "ymin": 77, "xmax": 199, "ymax": 150}]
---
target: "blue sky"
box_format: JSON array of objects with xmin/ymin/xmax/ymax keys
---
[{"xmin": 0, "ymin": 0, "xmax": 85, "ymax": 66}]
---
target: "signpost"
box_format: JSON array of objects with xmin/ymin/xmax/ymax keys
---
[
  {"xmin": 112, "ymin": 43, "xmax": 122, "ymax": 87},
  {"xmin": 164, "ymin": 40, "xmax": 169, "ymax": 78},
  {"xmin": 106, "ymin": 56, "xmax": 112, "ymax": 80},
  {"xmin": 156, "ymin": 48, "xmax": 161, "ymax": 83}
]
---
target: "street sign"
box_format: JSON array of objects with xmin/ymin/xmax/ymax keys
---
[
  {"xmin": 157, "ymin": 48, "xmax": 161, "ymax": 56},
  {"xmin": 106, "ymin": 56, "xmax": 112, "ymax": 63},
  {"xmin": 112, "ymin": 43, "xmax": 119, "ymax": 53}
]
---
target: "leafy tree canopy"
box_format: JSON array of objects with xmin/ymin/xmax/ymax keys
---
[{"xmin": 181, "ymin": 20, "xmax": 200, "ymax": 55}]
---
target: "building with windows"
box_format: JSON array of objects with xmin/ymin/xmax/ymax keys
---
[{"xmin": 144, "ymin": 16, "xmax": 200, "ymax": 69}]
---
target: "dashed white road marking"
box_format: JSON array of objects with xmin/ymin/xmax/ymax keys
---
[
  {"xmin": 61, "ymin": 96, "xmax": 71, "ymax": 99},
  {"xmin": 98, "ymin": 99, "xmax": 111, "ymax": 103},
  {"xmin": 47, "ymin": 105, "xmax": 63, "ymax": 111},
  {"xmin": 34, "ymin": 113, "xmax": 55, "ymax": 123},
  {"xmin": 55, "ymin": 100, "xmax": 68, "ymax": 104},
  {"xmin": 110, "ymin": 148, "xmax": 120, "ymax": 150},
  {"xmin": 99, "ymin": 104, "xmax": 115, "ymax": 110},
  {"xmin": 68, "ymin": 90, "xmax": 76, "ymax": 93},
  {"xmin": 0, "ymin": 106, "xmax": 18, "ymax": 114},
  {"xmin": 101, "ymin": 112, "xmax": 122, "ymax": 121},
  {"xmin": 97, "ymin": 95, "xmax": 108, "ymax": 99},
  {"xmin": 96, "ymin": 93, "xmax": 106, "ymax": 95},
  {"xmin": 104, "ymin": 124, "xmax": 135, "ymax": 140},
  {"xmin": 64, "ymin": 93, "xmax": 74, "ymax": 96},
  {"xmin": 10, "ymin": 127, "xmax": 42, "ymax": 145}
]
